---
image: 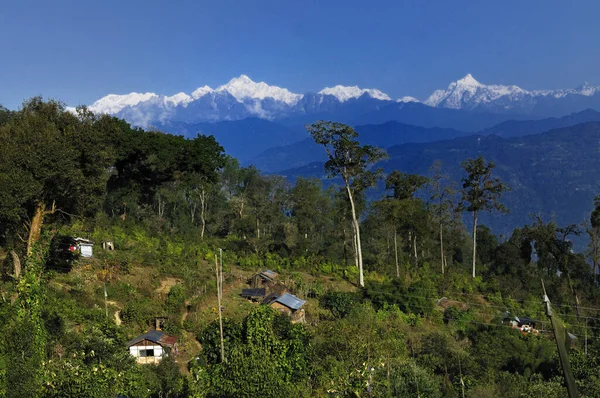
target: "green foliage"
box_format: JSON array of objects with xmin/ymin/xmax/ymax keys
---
[
  {"xmin": 364, "ymin": 279, "xmax": 435, "ymax": 315},
  {"xmin": 320, "ymin": 291, "xmax": 360, "ymax": 318},
  {"xmin": 467, "ymin": 325, "xmax": 557, "ymax": 378},
  {"xmin": 0, "ymin": 100, "xmax": 116, "ymax": 244},
  {"xmin": 2, "ymin": 239, "xmax": 50, "ymax": 397},
  {"xmin": 121, "ymin": 297, "xmax": 156, "ymax": 329},
  {"xmin": 443, "ymin": 306, "xmax": 475, "ymax": 331},
  {"xmin": 312, "ymin": 303, "xmax": 409, "ymax": 397},
  {"xmin": 194, "ymin": 306, "xmax": 311, "ymax": 398},
  {"xmin": 387, "ymin": 359, "xmax": 443, "ymax": 398},
  {"xmin": 166, "ymin": 284, "xmax": 186, "ymax": 313},
  {"xmin": 42, "ymin": 350, "xmax": 150, "ymax": 398}
]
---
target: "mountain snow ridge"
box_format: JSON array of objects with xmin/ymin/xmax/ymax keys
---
[
  {"xmin": 318, "ymin": 85, "xmax": 391, "ymax": 102},
  {"xmin": 74, "ymin": 74, "xmax": 600, "ymax": 126},
  {"xmin": 215, "ymin": 75, "xmax": 303, "ymax": 105},
  {"xmin": 424, "ymin": 74, "xmax": 600, "ymax": 113}
]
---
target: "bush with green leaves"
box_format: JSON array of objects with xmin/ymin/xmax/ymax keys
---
[
  {"xmin": 193, "ymin": 306, "xmax": 311, "ymax": 398},
  {"xmin": 320, "ymin": 291, "xmax": 360, "ymax": 318},
  {"xmin": 165, "ymin": 284, "xmax": 186, "ymax": 314},
  {"xmin": 364, "ymin": 279, "xmax": 435, "ymax": 315}
]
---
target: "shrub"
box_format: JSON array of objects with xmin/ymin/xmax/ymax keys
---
[{"xmin": 320, "ymin": 291, "xmax": 360, "ymax": 318}]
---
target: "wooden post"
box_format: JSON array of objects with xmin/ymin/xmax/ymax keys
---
[
  {"xmin": 219, "ymin": 248, "xmax": 223, "ymax": 295},
  {"xmin": 440, "ymin": 223, "xmax": 444, "ymax": 275},
  {"xmin": 215, "ymin": 255, "xmax": 225, "ymax": 363},
  {"xmin": 542, "ymin": 280, "xmax": 579, "ymax": 398},
  {"xmin": 394, "ymin": 230, "xmax": 399, "ymax": 278},
  {"xmin": 104, "ymin": 283, "xmax": 109, "ymax": 322}
]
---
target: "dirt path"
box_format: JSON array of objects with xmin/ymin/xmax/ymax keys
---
[
  {"xmin": 105, "ymin": 300, "xmax": 122, "ymax": 325},
  {"xmin": 155, "ymin": 277, "xmax": 182, "ymax": 295},
  {"xmin": 181, "ymin": 300, "xmax": 191, "ymax": 323}
]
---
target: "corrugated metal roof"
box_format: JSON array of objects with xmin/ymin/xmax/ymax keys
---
[
  {"xmin": 127, "ymin": 330, "xmax": 178, "ymax": 347},
  {"xmin": 262, "ymin": 293, "xmax": 279, "ymax": 305},
  {"xmin": 241, "ymin": 288, "xmax": 266, "ymax": 298},
  {"xmin": 275, "ymin": 293, "xmax": 305, "ymax": 310},
  {"xmin": 259, "ymin": 270, "xmax": 278, "ymax": 281}
]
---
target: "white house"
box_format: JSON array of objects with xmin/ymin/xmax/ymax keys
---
[
  {"xmin": 73, "ymin": 237, "xmax": 94, "ymax": 258},
  {"xmin": 127, "ymin": 330, "xmax": 178, "ymax": 364}
]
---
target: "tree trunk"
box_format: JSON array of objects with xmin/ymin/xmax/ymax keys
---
[
  {"xmin": 200, "ymin": 188, "xmax": 207, "ymax": 240},
  {"xmin": 351, "ymin": 222, "xmax": 359, "ymax": 269},
  {"xmin": 472, "ymin": 211, "xmax": 478, "ymax": 278},
  {"xmin": 440, "ymin": 222, "xmax": 445, "ymax": 275},
  {"xmin": 215, "ymin": 255, "xmax": 225, "ymax": 363},
  {"xmin": 10, "ymin": 251, "xmax": 21, "ymax": 279},
  {"xmin": 394, "ymin": 230, "xmax": 399, "ymax": 278},
  {"xmin": 593, "ymin": 229, "xmax": 599, "ymax": 278},
  {"xmin": 157, "ymin": 195, "xmax": 165, "ymax": 218},
  {"xmin": 27, "ymin": 201, "xmax": 55, "ymax": 257},
  {"xmin": 345, "ymin": 183, "xmax": 364, "ymax": 287},
  {"xmin": 413, "ymin": 234, "xmax": 418, "ymax": 264}
]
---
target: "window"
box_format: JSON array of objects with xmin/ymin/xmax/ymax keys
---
[{"xmin": 139, "ymin": 349, "xmax": 155, "ymax": 357}]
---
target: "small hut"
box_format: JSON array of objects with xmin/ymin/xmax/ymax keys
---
[
  {"xmin": 268, "ymin": 293, "xmax": 306, "ymax": 323},
  {"xmin": 251, "ymin": 270, "xmax": 279, "ymax": 288},
  {"xmin": 127, "ymin": 330, "xmax": 178, "ymax": 364}
]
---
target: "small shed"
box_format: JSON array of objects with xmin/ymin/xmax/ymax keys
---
[
  {"xmin": 241, "ymin": 288, "xmax": 266, "ymax": 301},
  {"xmin": 74, "ymin": 238, "xmax": 94, "ymax": 258},
  {"xmin": 127, "ymin": 330, "xmax": 178, "ymax": 364},
  {"xmin": 252, "ymin": 270, "xmax": 279, "ymax": 288},
  {"xmin": 269, "ymin": 293, "xmax": 306, "ymax": 323}
]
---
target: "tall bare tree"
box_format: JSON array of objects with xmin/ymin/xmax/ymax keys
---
[
  {"xmin": 307, "ymin": 121, "xmax": 387, "ymax": 287},
  {"xmin": 429, "ymin": 161, "xmax": 456, "ymax": 275},
  {"xmin": 459, "ymin": 156, "xmax": 508, "ymax": 278}
]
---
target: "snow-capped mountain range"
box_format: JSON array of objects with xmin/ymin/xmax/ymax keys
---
[
  {"xmin": 424, "ymin": 74, "xmax": 600, "ymax": 114},
  {"xmin": 71, "ymin": 74, "xmax": 600, "ymax": 127}
]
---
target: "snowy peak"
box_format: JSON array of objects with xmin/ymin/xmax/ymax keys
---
[
  {"xmin": 455, "ymin": 73, "xmax": 481, "ymax": 88},
  {"xmin": 164, "ymin": 92, "xmax": 192, "ymax": 106},
  {"xmin": 425, "ymin": 74, "xmax": 528, "ymax": 110},
  {"xmin": 574, "ymin": 82, "xmax": 597, "ymax": 96},
  {"xmin": 397, "ymin": 96, "xmax": 420, "ymax": 103},
  {"xmin": 89, "ymin": 92, "xmax": 159, "ymax": 114},
  {"xmin": 318, "ymin": 85, "xmax": 391, "ymax": 102},
  {"xmin": 191, "ymin": 85, "xmax": 214, "ymax": 99},
  {"xmin": 216, "ymin": 75, "xmax": 303, "ymax": 105}
]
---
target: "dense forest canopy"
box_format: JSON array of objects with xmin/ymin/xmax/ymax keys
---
[{"xmin": 0, "ymin": 98, "xmax": 600, "ymax": 397}]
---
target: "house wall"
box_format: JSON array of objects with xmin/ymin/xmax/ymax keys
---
[
  {"xmin": 270, "ymin": 301, "xmax": 292, "ymax": 315},
  {"xmin": 80, "ymin": 244, "xmax": 93, "ymax": 258},
  {"xmin": 129, "ymin": 340, "xmax": 164, "ymax": 364},
  {"xmin": 291, "ymin": 308, "xmax": 305, "ymax": 324}
]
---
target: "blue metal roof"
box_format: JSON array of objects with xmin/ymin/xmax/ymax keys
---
[
  {"xmin": 275, "ymin": 293, "xmax": 305, "ymax": 310},
  {"xmin": 127, "ymin": 330, "xmax": 164, "ymax": 346}
]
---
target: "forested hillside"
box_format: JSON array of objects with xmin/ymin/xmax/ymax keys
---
[
  {"xmin": 1, "ymin": 99, "xmax": 600, "ymax": 397},
  {"xmin": 278, "ymin": 122, "xmax": 600, "ymax": 242}
]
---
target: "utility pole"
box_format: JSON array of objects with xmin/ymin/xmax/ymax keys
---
[
  {"xmin": 103, "ymin": 283, "xmax": 109, "ymax": 322},
  {"xmin": 585, "ymin": 320, "xmax": 588, "ymax": 356},
  {"xmin": 219, "ymin": 248, "xmax": 223, "ymax": 292},
  {"xmin": 215, "ymin": 254, "xmax": 225, "ymax": 363},
  {"xmin": 542, "ymin": 280, "xmax": 579, "ymax": 398}
]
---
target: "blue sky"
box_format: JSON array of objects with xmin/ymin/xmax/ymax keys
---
[{"xmin": 2, "ymin": 0, "xmax": 600, "ymax": 109}]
